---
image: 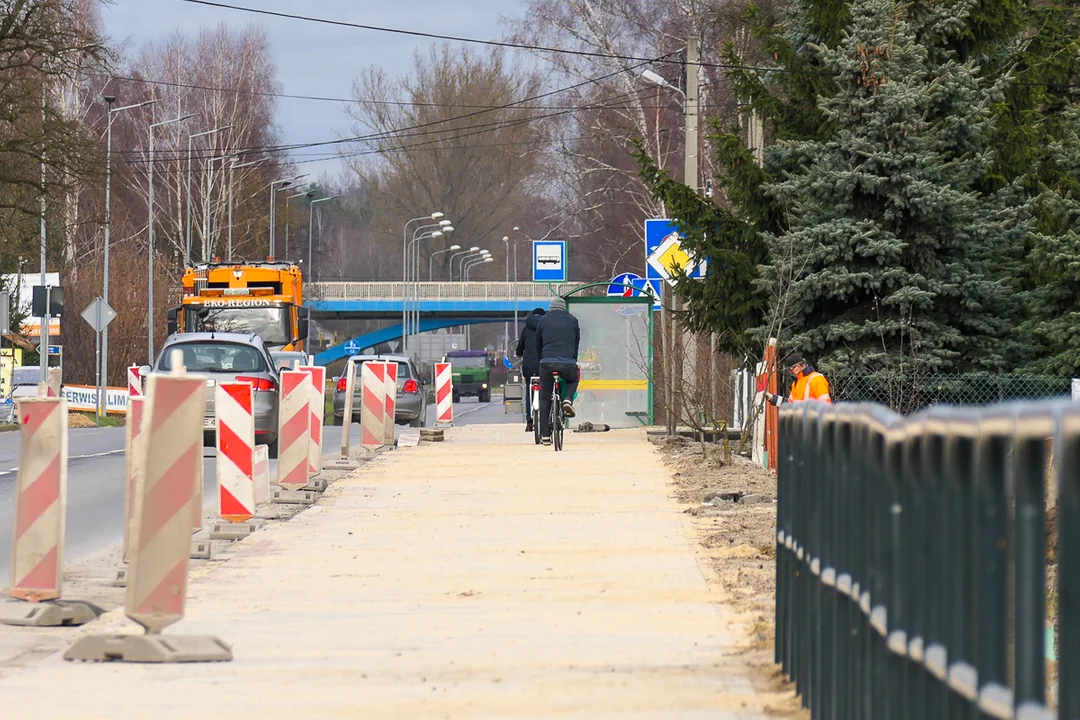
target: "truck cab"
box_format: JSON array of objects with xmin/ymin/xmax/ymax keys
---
[{"xmin": 444, "ymin": 350, "xmax": 492, "ymax": 403}]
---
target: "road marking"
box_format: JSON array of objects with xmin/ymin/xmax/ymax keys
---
[{"xmin": 0, "ymin": 449, "xmax": 124, "ymax": 478}]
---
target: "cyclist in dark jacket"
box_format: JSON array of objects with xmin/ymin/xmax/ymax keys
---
[
  {"xmin": 515, "ymin": 308, "xmax": 545, "ymax": 432},
  {"xmin": 535, "ymin": 297, "xmax": 580, "ymax": 444}
]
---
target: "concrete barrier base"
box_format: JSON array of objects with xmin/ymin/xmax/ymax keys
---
[
  {"xmin": 112, "ymin": 567, "xmax": 128, "ymax": 587},
  {"xmin": 0, "ymin": 600, "xmax": 104, "ymax": 627},
  {"xmin": 272, "ymin": 489, "xmax": 317, "ymax": 505},
  {"xmin": 302, "ymin": 478, "xmax": 329, "ymax": 492},
  {"xmin": 209, "ymin": 522, "xmax": 263, "ymax": 540},
  {"xmin": 190, "ymin": 540, "xmax": 212, "ymax": 559},
  {"xmin": 64, "ymin": 633, "xmax": 233, "ymax": 663}
]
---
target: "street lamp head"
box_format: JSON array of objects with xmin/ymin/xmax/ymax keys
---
[
  {"xmin": 443, "ymin": 226, "xmax": 454, "ymax": 233},
  {"xmin": 484, "ymin": 257, "xmax": 494, "ymax": 263},
  {"xmin": 431, "ymin": 231, "xmax": 444, "ymax": 238},
  {"xmin": 102, "ymin": 94, "xmax": 116, "ymax": 105},
  {"xmin": 641, "ymin": 69, "xmax": 667, "ymax": 88},
  {"xmin": 449, "ymin": 244, "xmax": 461, "ymax": 251},
  {"xmin": 469, "ymin": 246, "xmax": 480, "ymax": 252},
  {"xmin": 502, "ymin": 235, "xmax": 509, "ymax": 242},
  {"xmin": 513, "ymin": 226, "xmax": 520, "ymax": 231},
  {"xmin": 431, "ymin": 212, "xmax": 445, "ymax": 220},
  {"xmin": 439, "ymin": 219, "xmax": 452, "ymax": 226}
]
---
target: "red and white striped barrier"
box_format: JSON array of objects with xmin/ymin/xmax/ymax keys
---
[
  {"xmin": 339, "ymin": 361, "xmax": 358, "ymax": 459},
  {"xmin": 277, "ymin": 370, "xmax": 311, "ymax": 491},
  {"xmin": 128, "ymin": 366, "xmax": 143, "ymax": 397},
  {"xmin": 253, "ymin": 445, "xmax": 270, "ymax": 506},
  {"xmin": 298, "ymin": 365, "xmax": 326, "ymax": 477},
  {"xmin": 44, "ymin": 367, "xmax": 62, "ymax": 398},
  {"xmin": 360, "ymin": 361, "xmax": 386, "ymax": 450},
  {"xmin": 8, "ymin": 397, "xmax": 67, "ymax": 601},
  {"xmin": 126, "ymin": 350, "xmax": 206, "ymax": 633},
  {"xmin": 216, "ymin": 382, "xmax": 255, "ymax": 523},
  {"xmin": 384, "ymin": 362, "xmax": 397, "ymax": 445},
  {"xmin": 123, "ymin": 397, "xmax": 145, "ymax": 562},
  {"xmin": 435, "ymin": 362, "xmax": 453, "ymax": 425}
]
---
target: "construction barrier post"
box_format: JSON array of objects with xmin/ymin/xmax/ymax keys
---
[
  {"xmin": 214, "ymin": 382, "xmax": 256, "ymax": 525},
  {"xmin": 298, "ymin": 365, "xmax": 327, "ymax": 487},
  {"xmin": 361, "ymin": 361, "xmax": 386, "ymax": 451},
  {"xmin": 435, "ymin": 362, "xmax": 453, "ymax": 426},
  {"xmin": 123, "ymin": 397, "xmax": 145, "ymax": 561},
  {"xmin": 128, "ymin": 365, "xmax": 144, "ymax": 397},
  {"xmin": 384, "ymin": 362, "xmax": 397, "ymax": 446},
  {"xmin": 253, "ymin": 445, "xmax": 270, "ymax": 506},
  {"xmin": 0, "ymin": 397, "xmax": 102, "ymax": 627},
  {"xmin": 340, "ymin": 360, "xmax": 357, "ymax": 458},
  {"xmin": 65, "ymin": 349, "xmax": 231, "ymax": 662},
  {"xmin": 272, "ymin": 370, "xmax": 314, "ymax": 504},
  {"xmin": 41, "ymin": 367, "xmax": 61, "ymax": 398}
]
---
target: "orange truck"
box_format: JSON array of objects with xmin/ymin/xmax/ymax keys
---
[{"xmin": 168, "ymin": 260, "xmax": 310, "ymax": 352}]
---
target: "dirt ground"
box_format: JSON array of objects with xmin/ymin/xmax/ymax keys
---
[{"xmin": 653, "ymin": 435, "xmax": 808, "ymax": 719}]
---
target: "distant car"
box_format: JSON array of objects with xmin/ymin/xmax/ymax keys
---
[
  {"xmin": 143, "ymin": 332, "xmax": 281, "ymax": 457},
  {"xmin": 270, "ymin": 350, "xmax": 311, "ymax": 372},
  {"xmin": 332, "ymin": 354, "xmax": 427, "ymax": 428}
]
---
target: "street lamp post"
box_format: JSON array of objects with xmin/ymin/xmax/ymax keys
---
[
  {"xmin": 402, "ymin": 213, "xmax": 444, "ymax": 354},
  {"xmin": 268, "ymin": 174, "xmax": 308, "ymax": 258},
  {"xmin": 100, "ymin": 96, "xmax": 155, "ymax": 419},
  {"xmin": 205, "ymin": 153, "xmax": 232, "ymax": 260},
  {"xmin": 464, "ymin": 256, "xmax": 494, "ymax": 280},
  {"xmin": 285, "ymin": 190, "xmax": 311, "ymax": 261},
  {"xmin": 455, "ymin": 249, "xmax": 489, "ymax": 281},
  {"xmin": 511, "ymin": 226, "xmax": 523, "ymax": 342},
  {"xmin": 308, "ymin": 194, "xmax": 343, "ymax": 277},
  {"xmin": 228, "ymin": 157, "xmax": 264, "ymax": 260},
  {"xmin": 186, "ymin": 125, "xmax": 232, "ymax": 266},
  {"xmin": 412, "ymin": 222, "xmax": 452, "ymax": 346},
  {"xmin": 448, "ymin": 246, "xmax": 479, "ymax": 280},
  {"xmin": 406, "ymin": 229, "xmax": 444, "ymax": 352},
  {"xmin": 430, "ymin": 244, "xmax": 461, "ymax": 280},
  {"xmin": 501, "ymin": 234, "xmax": 510, "ymax": 355},
  {"xmin": 148, "ymin": 113, "xmax": 194, "ymax": 364}
]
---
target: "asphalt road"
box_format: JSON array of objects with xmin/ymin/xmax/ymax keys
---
[{"xmin": 0, "ymin": 396, "xmax": 520, "ymax": 585}]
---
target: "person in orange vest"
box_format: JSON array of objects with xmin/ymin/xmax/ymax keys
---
[{"xmin": 764, "ymin": 353, "xmax": 832, "ymax": 406}]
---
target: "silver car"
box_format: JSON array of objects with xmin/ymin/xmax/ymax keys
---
[
  {"xmin": 270, "ymin": 350, "xmax": 310, "ymax": 372},
  {"xmin": 332, "ymin": 354, "xmax": 426, "ymax": 428},
  {"xmin": 145, "ymin": 333, "xmax": 281, "ymax": 457}
]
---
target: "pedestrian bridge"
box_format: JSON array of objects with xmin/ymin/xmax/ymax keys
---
[
  {"xmin": 305, "ymin": 282, "xmax": 585, "ymax": 365},
  {"xmin": 306, "ymin": 281, "xmax": 582, "ymax": 314}
]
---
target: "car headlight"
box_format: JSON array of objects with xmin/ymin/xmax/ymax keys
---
[{"xmin": 482, "ymin": 383, "xmax": 488, "ymax": 389}]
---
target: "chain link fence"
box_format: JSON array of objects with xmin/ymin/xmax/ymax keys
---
[{"xmin": 829, "ymin": 372, "xmax": 1071, "ymax": 414}]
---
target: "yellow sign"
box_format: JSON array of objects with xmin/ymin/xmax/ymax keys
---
[{"xmin": 646, "ymin": 231, "xmax": 705, "ymax": 284}]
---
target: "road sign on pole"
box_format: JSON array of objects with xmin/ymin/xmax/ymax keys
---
[
  {"xmin": 344, "ymin": 339, "xmax": 361, "ymax": 356},
  {"xmin": 80, "ymin": 297, "xmax": 116, "ymax": 333},
  {"xmin": 533, "ymin": 241, "xmax": 567, "ymax": 283},
  {"xmin": 644, "ymin": 219, "xmax": 707, "ymax": 285}
]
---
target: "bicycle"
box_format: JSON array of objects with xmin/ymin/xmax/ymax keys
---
[
  {"xmin": 530, "ymin": 375, "xmax": 541, "ymax": 445},
  {"xmin": 550, "ymin": 371, "xmax": 565, "ymax": 451}
]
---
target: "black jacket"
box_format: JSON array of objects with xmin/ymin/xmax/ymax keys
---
[
  {"xmin": 535, "ymin": 309, "xmax": 580, "ymax": 362},
  {"xmin": 515, "ymin": 313, "xmax": 543, "ymax": 367}
]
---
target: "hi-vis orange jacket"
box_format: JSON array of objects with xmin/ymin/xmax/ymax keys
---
[{"xmin": 787, "ymin": 371, "xmax": 832, "ymax": 403}]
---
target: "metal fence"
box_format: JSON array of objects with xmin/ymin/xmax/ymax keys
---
[
  {"xmin": 830, "ymin": 373, "xmax": 1071, "ymax": 414},
  {"xmin": 776, "ymin": 400, "xmax": 1073, "ymax": 720}
]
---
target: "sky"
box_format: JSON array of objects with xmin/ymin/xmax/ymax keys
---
[{"xmin": 101, "ymin": 0, "xmax": 528, "ymax": 178}]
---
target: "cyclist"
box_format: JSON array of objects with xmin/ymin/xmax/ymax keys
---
[
  {"xmin": 515, "ymin": 307, "xmax": 546, "ymax": 433},
  {"xmin": 535, "ymin": 297, "xmax": 580, "ymax": 445}
]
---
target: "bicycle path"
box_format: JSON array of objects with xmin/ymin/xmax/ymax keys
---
[{"xmin": 0, "ymin": 424, "xmax": 773, "ymax": 718}]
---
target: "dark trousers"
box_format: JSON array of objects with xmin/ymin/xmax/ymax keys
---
[
  {"xmin": 538, "ymin": 360, "xmax": 579, "ymax": 438},
  {"xmin": 523, "ymin": 364, "xmax": 539, "ymax": 420}
]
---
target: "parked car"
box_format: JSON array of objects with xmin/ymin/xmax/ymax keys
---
[
  {"xmin": 270, "ymin": 350, "xmax": 310, "ymax": 372},
  {"xmin": 142, "ymin": 332, "xmax": 281, "ymax": 457},
  {"xmin": 332, "ymin": 354, "xmax": 427, "ymax": 427}
]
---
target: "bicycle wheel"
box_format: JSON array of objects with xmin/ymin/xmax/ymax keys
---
[{"xmin": 553, "ymin": 392, "xmax": 564, "ymax": 452}]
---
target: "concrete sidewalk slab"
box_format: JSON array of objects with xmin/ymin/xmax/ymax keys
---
[{"xmin": 0, "ymin": 425, "xmax": 774, "ymax": 719}]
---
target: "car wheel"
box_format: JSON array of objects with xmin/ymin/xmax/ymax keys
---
[
  {"xmin": 452, "ymin": 390, "xmax": 460, "ymax": 403},
  {"xmin": 480, "ymin": 389, "xmax": 491, "ymax": 403},
  {"xmin": 409, "ymin": 417, "xmax": 422, "ymax": 428}
]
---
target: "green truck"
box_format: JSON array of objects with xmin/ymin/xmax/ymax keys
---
[{"xmin": 444, "ymin": 349, "xmax": 492, "ymax": 403}]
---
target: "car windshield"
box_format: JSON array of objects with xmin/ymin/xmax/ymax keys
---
[
  {"xmin": 271, "ymin": 351, "xmax": 306, "ymax": 369},
  {"xmin": 451, "ymin": 357, "xmax": 487, "ymax": 368},
  {"xmin": 185, "ymin": 305, "xmax": 291, "ymax": 346},
  {"xmin": 158, "ymin": 342, "xmax": 268, "ymax": 374},
  {"xmin": 12, "ymin": 367, "xmax": 41, "ymax": 386}
]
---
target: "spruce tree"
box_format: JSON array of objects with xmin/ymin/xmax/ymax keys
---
[{"xmin": 759, "ymin": 0, "xmax": 1028, "ymax": 373}]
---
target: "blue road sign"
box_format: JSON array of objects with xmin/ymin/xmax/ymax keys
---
[
  {"xmin": 344, "ymin": 340, "xmax": 361, "ymax": 356},
  {"xmin": 645, "ymin": 219, "xmax": 707, "ymax": 284},
  {"xmin": 607, "ymin": 272, "xmax": 643, "ymax": 297},
  {"xmin": 47, "ymin": 345, "xmax": 61, "ymax": 356},
  {"xmin": 533, "ymin": 241, "xmax": 567, "ymax": 283}
]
